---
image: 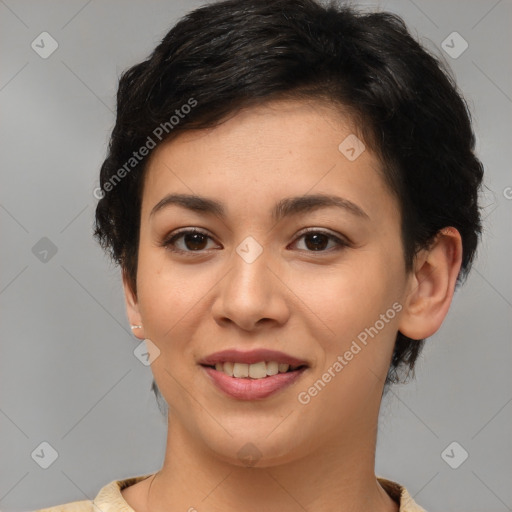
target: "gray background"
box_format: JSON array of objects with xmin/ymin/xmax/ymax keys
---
[{"xmin": 0, "ymin": 0, "xmax": 511, "ymax": 510}]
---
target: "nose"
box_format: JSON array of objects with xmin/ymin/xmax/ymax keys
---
[{"xmin": 211, "ymin": 246, "xmax": 290, "ymax": 332}]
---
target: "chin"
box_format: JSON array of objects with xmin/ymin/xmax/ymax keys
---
[{"xmin": 198, "ymin": 426, "xmax": 307, "ymax": 469}]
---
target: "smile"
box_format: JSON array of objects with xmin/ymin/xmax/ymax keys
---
[
  {"xmin": 199, "ymin": 349, "xmax": 309, "ymax": 400},
  {"xmin": 207, "ymin": 361, "xmax": 304, "ymax": 379}
]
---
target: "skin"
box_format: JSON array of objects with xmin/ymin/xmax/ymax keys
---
[{"xmin": 121, "ymin": 99, "xmax": 462, "ymax": 511}]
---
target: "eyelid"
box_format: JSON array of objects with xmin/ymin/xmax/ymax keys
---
[
  {"xmin": 294, "ymin": 226, "xmax": 349, "ymax": 239},
  {"xmin": 161, "ymin": 228, "xmax": 221, "ymax": 253},
  {"xmin": 165, "ymin": 227, "xmax": 211, "ymax": 239},
  {"xmin": 289, "ymin": 227, "xmax": 351, "ymax": 251},
  {"xmin": 161, "ymin": 226, "xmax": 351, "ymax": 254}
]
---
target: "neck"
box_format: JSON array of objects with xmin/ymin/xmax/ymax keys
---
[{"xmin": 141, "ymin": 414, "xmax": 398, "ymax": 512}]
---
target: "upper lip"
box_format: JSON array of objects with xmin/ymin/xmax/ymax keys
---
[{"xmin": 199, "ymin": 349, "xmax": 308, "ymax": 367}]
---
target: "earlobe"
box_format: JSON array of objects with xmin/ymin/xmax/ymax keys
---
[
  {"xmin": 398, "ymin": 227, "xmax": 463, "ymax": 340},
  {"xmin": 122, "ymin": 270, "xmax": 146, "ymax": 340}
]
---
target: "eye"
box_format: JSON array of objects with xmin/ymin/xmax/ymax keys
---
[
  {"xmin": 162, "ymin": 228, "xmax": 348, "ymax": 254},
  {"xmin": 290, "ymin": 229, "xmax": 349, "ymax": 252},
  {"xmin": 162, "ymin": 228, "xmax": 220, "ymax": 253}
]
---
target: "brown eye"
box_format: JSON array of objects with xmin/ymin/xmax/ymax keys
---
[
  {"xmin": 183, "ymin": 232, "xmax": 208, "ymax": 250},
  {"xmin": 291, "ymin": 229, "xmax": 349, "ymax": 252},
  {"xmin": 303, "ymin": 233, "xmax": 330, "ymax": 251},
  {"xmin": 163, "ymin": 229, "xmax": 219, "ymax": 253}
]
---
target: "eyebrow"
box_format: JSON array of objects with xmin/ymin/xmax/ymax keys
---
[{"xmin": 149, "ymin": 193, "xmax": 369, "ymax": 221}]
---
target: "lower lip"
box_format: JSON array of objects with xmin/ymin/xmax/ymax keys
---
[{"xmin": 202, "ymin": 366, "xmax": 306, "ymax": 400}]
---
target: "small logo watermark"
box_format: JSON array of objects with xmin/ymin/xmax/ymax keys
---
[
  {"xmin": 237, "ymin": 442, "xmax": 262, "ymax": 467},
  {"xmin": 236, "ymin": 236, "xmax": 263, "ymax": 264},
  {"xmin": 441, "ymin": 32, "xmax": 468, "ymax": 59},
  {"xmin": 441, "ymin": 441, "xmax": 469, "ymax": 469},
  {"xmin": 338, "ymin": 134, "xmax": 366, "ymax": 161},
  {"xmin": 32, "ymin": 237, "xmax": 58, "ymax": 263},
  {"xmin": 31, "ymin": 32, "xmax": 59, "ymax": 59},
  {"xmin": 31, "ymin": 441, "xmax": 59, "ymax": 469},
  {"xmin": 133, "ymin": 339, "xmax": 161, "ymax": 366}
]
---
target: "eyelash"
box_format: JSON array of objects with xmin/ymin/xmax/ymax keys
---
[{"xmin": 161, "ymin": 227, "xmax": 350, "ymax": 255}]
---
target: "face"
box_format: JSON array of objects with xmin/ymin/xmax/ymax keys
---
[{"xmin": 126, "ymin": 100, "xmax": 412, "ymax": 466}]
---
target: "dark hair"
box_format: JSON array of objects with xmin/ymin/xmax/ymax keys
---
[{"xmin": 94, "ymin": 0, "xmax": 483, "ymax": 391}]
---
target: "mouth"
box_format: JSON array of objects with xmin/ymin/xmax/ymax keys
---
[
  {"xmin": 201, "ymin": 361, "xmax": 307, "ymax": 379},
  {"xmin": 199, "ymin": 349, "xmax": 309, "ymax": 400}
]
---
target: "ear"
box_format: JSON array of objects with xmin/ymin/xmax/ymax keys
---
[
  {"xmin": 398, "ymin": 227, "xmax": 463, "ymax": 340},
  {"xmin": 122, "ymin": 270, "xmax": 146, "ymax": 340}
]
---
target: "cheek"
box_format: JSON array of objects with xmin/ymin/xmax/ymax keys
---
[
  {"xmin": 135, "ymin": 249, "xmax": 206, "ymax": 340},
  {"xmin": 294, "ymin": 261, "xmax": 404, "ymax": 412},
  {"xmin": 287, "ymin": 255, "xmax": 403, "ymax": 342}
]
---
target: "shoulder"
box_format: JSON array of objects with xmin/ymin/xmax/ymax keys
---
[
  {"xmin": 35, "ymin": 499, "xmax": 94, "ymax": 512},
  {"xmin": 377, "ymin": 477, "xmax": 428, "ymax": 512},
  {"xmin": 34, "ymin": 474, "xmax": 155, "ymax": 512}
]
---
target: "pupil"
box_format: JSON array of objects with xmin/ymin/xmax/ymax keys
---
[
  {"xmin": 185, "ymin": 233, "xmax": 207, "ymax": 250},
  {"xmin": 305, "ymin": 233, "xmax": 328, "ymax": 251}
]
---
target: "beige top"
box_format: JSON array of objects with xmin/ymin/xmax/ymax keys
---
[{"xmin": 35, "ymin": 473, "xmax": 427, "ymax": 512}]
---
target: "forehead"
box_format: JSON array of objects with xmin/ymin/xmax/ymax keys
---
[
  {"xmin": 150, "ymin": 99, "xmax": 359, "ymax": 165},
  {"xmin": 141, "ymin": 99, "xmax": 397, "ymax": 223}
]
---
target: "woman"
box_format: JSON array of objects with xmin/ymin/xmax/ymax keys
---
[{"xmin": 38, "ymin": 0, "xmax": 483, "ymax": 510}]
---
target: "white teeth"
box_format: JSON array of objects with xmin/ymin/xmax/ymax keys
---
[
  {"xmin": 223, "ymin": 361, "xmax": 234, "ymax": 377},
  {"xmin": 213, "ymin": 361, "xmax": 300, "ymax": 379},
  {"xmin": 266, "ymin": 361, "xmax": 279, "ymax": 376},
  {"xmin": 249, "ymin": 361, "xmax": 267, "ymax": 379},
  {"xmin": 233, "ymin": 362, "xmax": 249, "ymax": 378}
]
